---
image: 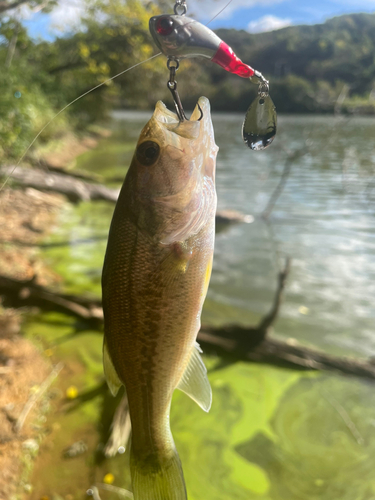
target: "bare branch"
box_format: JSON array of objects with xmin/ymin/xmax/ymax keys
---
[
  {"xmin": 14, "ymin": 362, "xmax": 63, "ymax": 433},
  {"xmin": 262, "ymin": 146, "xmax": 308, "ymax": 219},
  {"xmin": 0, "ymin": 0, "xmax": 30, "ymax": 14}
]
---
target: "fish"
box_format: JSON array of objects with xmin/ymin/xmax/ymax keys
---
[{"xmin": 101, "ymin": 96, "xmax": 218, "ymax": 500}]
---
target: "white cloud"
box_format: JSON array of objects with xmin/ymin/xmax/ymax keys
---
[
  {"xmin": 247, "ymin": 15, "xmax": 292, "ymax": 33},
  {"xmin": 49, "ymin": 0, "xmax": 87, "ymax": 33}
]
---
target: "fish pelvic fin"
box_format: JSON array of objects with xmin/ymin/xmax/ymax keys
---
[
  {"xmin": 177, "ymin": 342, "xmax": 212, "ymax": 412},
  {"xmin": 130, "ymin": 444, "xmax": 187, "ymax": 500},
  {"xmin": 103, "ymin": 338, "xmax": 122, "ymax": 396}
]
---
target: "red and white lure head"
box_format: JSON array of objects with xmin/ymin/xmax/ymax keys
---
[
  {"xmin": 149, "ymin": 13, "xmax": 277, "ymax": 150},
  {"xmin": 149, "ymin": 14, "xmax": 256, "ymax": 78}
]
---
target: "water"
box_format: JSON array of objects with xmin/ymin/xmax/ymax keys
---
[{"xmin": 25, "ymin": 113, "xmax": 375, "ymax": 499}]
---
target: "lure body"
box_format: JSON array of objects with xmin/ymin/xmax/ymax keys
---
[
  {"xmin": 150, "ymin": 14, "xmax": 277, "ymax": 150},
  {"xmin": 149, "ymin": 14, "xmax": 257, "ymax": 78}
]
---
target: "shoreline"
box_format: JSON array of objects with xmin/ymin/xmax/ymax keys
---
[{"xmin": 0, "ymin": 128, "xmax": 110, "ymax": 499}]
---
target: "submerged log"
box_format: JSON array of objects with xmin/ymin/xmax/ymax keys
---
[
  {"xmin": 1, "ymin": 271, "xmax": 375, "ymax": 381},
  {"xmin": 0, "ymin": 275, "xmax": 103, "ymax": 327},
  {"xmin": 2, "ymin": 267, "xmax": 375, "ymax": 456}
]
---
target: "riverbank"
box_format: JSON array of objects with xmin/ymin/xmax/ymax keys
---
[
  {"xmin": 0, "ymin": 128, "xmax": 111, "ymax": 499},
  {"xmin": 0, "ymin": 186, "xmax": 62, "ymax": 500}
]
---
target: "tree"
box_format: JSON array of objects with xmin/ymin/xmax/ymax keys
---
[{"xmin": 0, "ymin": 0, "xmax": 56, "ymax": 15}]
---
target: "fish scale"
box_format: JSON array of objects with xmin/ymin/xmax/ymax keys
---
[{"xmin": 102, "ymin": 97, "xmax": 218, "ymax": 499}]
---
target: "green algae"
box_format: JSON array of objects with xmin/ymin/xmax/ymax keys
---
[
  {"xmin": 22, "ymin": 114, "xmax": 375, "ymax": 500},
  {"xmin": 26, "ymin": 306, "xmax": 375, "ymax": 500}
]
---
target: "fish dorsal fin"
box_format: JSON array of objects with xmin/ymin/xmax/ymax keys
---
[
  {"xmin": 103, "ymin": 339, "xmax": 122, "ymax": 397},
  {"xmin": 177, "ymin": 342, "xmax": 212, "ymax": 412}
]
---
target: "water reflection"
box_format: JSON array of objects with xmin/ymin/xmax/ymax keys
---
[
  {"xmin": 236, "ymin": 376, "xmax": 375, "ymax": 500},
  {"xmin": 29, "ymin": 112, "xmax": 375, "ymax": 500}
]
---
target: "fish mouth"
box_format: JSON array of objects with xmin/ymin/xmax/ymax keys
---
[{"xmin": 153, "ymin": 97, "xmax": 211, "ymax": 140}]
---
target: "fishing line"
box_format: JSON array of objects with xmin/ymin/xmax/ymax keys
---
[
  {"xmin": 0, "ymin": 52, "xmax": 161, "ymax": 192},
  {"xmin": 1, "ymin": 0, "xmax": 234, "ymax": 192},
  {"xmin": 205, "ymin": 0, "xmax": 234, "ymax": 26}
]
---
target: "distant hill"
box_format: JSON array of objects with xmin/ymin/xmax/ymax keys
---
[{"xmin": 199, "ymin": 12, "xmax": 375, "ymax": 113}]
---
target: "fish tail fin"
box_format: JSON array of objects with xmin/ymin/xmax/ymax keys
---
[{"xmin": 130, "ymin": 442, "xmax": 187, "ymax": 500}]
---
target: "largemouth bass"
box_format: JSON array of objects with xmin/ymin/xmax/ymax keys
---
[{"xmin": 101, "ymin": 96, "xmax": 218, "ymax": 500}]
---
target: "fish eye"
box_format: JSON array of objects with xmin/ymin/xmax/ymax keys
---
[
  {"xmin": 156, "ymin": 17, "xmax": 174, "ymax": 36},
  {"xmin": 136, "ymin": 141, "xmax": 160, "ymax": 166}
]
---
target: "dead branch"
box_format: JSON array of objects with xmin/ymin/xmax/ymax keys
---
[
  {"xmin": 0, "ymin": 166, "xmax": 251, "ymax": 227},
  {"xmin": 197, "ymin": 332, "xmax": 375, "ymax": 379},
  {"xmin": 14, "ymin": 362, "xmax": 63, "ymax": 433},
  {"xmin": 0, "ymin": 166, "xmax": 119, "ymax": 204},
  {"xmin": 2, "ymin": 271, "xmax": 375, "ymax": 381},
  {"xmin": 0, "ymin": 0, "xmax": 29, "ymax": 13},
  {"xmin": 91, "ymin": 484, "xmax": 133, "ymax": 499},
  {"xmin": 0, "ymin": 275, "xmax": 103, "ymax": 327},
  {"xmin": 262, "ymin": 147, "xmax": 308, "ymax": 219}
]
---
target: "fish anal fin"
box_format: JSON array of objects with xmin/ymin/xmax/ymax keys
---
[
  {"xmin": 103, "ymin": 339, "xmax": 122, "ymax": 396},
  {"xmin": 177, "ymin": 342, "xmax": 212, "ymax": 412}
]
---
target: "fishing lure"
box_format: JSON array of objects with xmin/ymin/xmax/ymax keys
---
[
  {"xmin": 0, "ymin": 0, "xmax": 277, "ymax": 194},
  {"xmin": 149, "ymin": 0, "xmax": 277, "ymax": 150}
]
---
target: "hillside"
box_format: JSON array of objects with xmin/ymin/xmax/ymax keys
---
[{"xmin": 200, "ymin": 12, "xmax": 375, "ymax": 113}]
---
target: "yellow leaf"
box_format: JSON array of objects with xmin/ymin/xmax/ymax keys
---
[
  {"xmin": 103, "ymin": 473, "xmax": 115, "ymax": 484},
  {"xmin": 66, "ymin": 386, "xmax": 78, "ymax": 399}
]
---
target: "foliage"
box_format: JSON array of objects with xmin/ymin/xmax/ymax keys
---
[
  {"xmin": 208, "ymin": 13, "xmax": 375, "ymax": 113},
  {"xmin": 2, "ymin": 5, "xmax": 375, "ymax": 162},
  {"xmin": 0, "ymin": 0, "xmax": 168, "ymax": 161},
  {"xmin": 0, "ymin": 0, "xmax": 56, "ymax": 15},
  {"xmin": 0, "ymin": 20, "xmax": 67, "ymax": 161}
]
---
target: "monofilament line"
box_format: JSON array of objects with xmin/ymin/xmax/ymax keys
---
[
  {"xmin": 206, "ymin": 0, "xmax": 234, "ymax": 26},
  {"xmin": 0, "ymin": 52, "xmax": 162, "ymax": 192}
]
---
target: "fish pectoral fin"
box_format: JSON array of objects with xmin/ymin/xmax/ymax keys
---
[
  {"xmin": 177, "ymin": 342, "xmax": 212, "ymax": 412},
  {"xmin": 103, "ymin": 339, "xmax": 122, "ymax": 397}
]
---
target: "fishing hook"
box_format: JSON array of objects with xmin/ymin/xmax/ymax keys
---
[
  {"xmin": 197, "ymin": 104, "xmax": 203, "ymax": 121},
  {"xmin": 167, "ymin": 58, "xmax": 187, "ymax": 122}
]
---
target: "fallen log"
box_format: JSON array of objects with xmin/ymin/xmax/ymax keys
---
[
  {"xmin": 0, "ymin": 166, "xmax": 251, "ymax": 227},
  {"xmin": 3, "ymin": 267, "xmax": 375, "ymax": 458},
  {"xmin": 0, "ymin": 275, "xmax": 103, "ymax": 327},
  {"xmin": 0, "ymin": 166, "xmax": 119, "ymax": 203},
  {"xmin": 1, "ymin": 270, "xmax": 375, "ymax": 381}
]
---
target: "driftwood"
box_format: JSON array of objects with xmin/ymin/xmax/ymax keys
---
[
  {"xmin": 2, "ymin": 265, "xmax": 375, "ymax": 455},
  {"xmin": 0, "ymin": 166, "xmax": 250, "ymax": 227},
  {"xmin": 14, "ymin": 362, "xmax": 64, "ymax": 433},
  {"xmin": 0, "ymin": 275, "xmax": 103, "ymax": 327},
  {"xmin": 0, "ymin": 166, "xmax": 119, "ymax": 204},
  {"xmin": 1, "ymin": 269, "xmax": 375, "ymax": 381}
]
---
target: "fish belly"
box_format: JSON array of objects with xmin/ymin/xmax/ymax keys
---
[{"xmin": 102, "ymin": 208, "xmax": 214, "ymax": 452}]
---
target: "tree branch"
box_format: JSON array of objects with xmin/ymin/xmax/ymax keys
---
[
  {"xmin": 0, "ymin": 0, "xmax": 31, "ymax": 13},
  {"xmin": 2, "ymin": 272, "xmax": 375, "ymax": 381},
  {"xmin": 262, "ymin": 147, "xmax": 308, "ymax": 219},
  {"xmin": 0, "ymin": 166, "xmax": 251, "ymax": 226}
]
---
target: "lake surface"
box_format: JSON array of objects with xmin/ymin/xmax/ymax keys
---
[{"xmin": 26, "ymin": 112, "xmax": 375, "ymax": 500}]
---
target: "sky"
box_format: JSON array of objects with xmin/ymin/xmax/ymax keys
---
[{"xmin": 20, "ymin": 0, "xmax": 375, "ymax": 40}]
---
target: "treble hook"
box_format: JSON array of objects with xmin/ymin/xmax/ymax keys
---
[{"xmin": 167, "ymin": 58, "xmax": 187, "ymax": 122}]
